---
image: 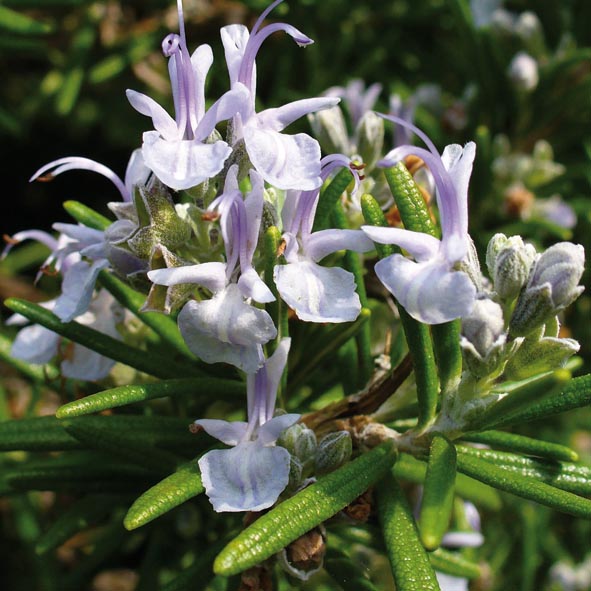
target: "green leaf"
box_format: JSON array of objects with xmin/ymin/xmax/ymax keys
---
[
  {"xmin": 3, "ymin": 298, "xmax": 203, "ymax": 380},
  {"xmin": 312, "ymin": 167, "xmax": 353, "ymax": 232},
  {"xmin": 0, "ymin": 416, "xmax": 81, "ymax": 451},
  {"xmin": 383, "ymin": 162, "xmax": 438, "ymax": 238},
  {"xmin": 419, "ymin": 434, "xmax": 457, "ymax": 550},
  {"xmin": 428, "ymin": 547, "xmax": 482, "ymax": 579},
  {"xmin": 56, "ymin": 378, "xmax": 244, "ymax": 418},
  {"xmin": 360, "ymin": 193, "xmax": 395, "ymax": 258},
  {"xmin": 214, "ymin": 442, "xmax": 397, "ymax": 576},
  {"xmin": 456, "ymin": 452, "xmax": 591, "ymax": 518},
  {"xmin": 431, "ymin": 320, "xmax": 463, "ymax": 395},
  {"xmin": 377, "ymin": 473, "xmax": 441, "ymax": 591},
  {"xmin": 393, "ymin": 452, "xmax": 502, "ymax": 511},
  {"xmin": 124, "ymin": 459, "xmax": 204, "ymax": 530},
  {"xmin": 461, "ymin": 430, "xmax": 578, "ymax": 462},
  {"xmin": 467, "ymin": 369, "xmax": 572, "ymax": 430},
  {"xmin": 98, "ymin": 270, "xmax": 196, "ymax": 360},
  {"xmin": 0, "ymin": 6, "xmax": 53, "ymax": 34},
  {"xmin": 35, "ymin": 494, "xmax": 123, "ymax": 554},
  {"xmin": 489, "ymin": 373, "xmax": 591, "ymax": 427},
  {"xmin": 456, "ymin": 446, "xmax": 591, "ymax": 497},
  {"xmin": 63, "ymin": 200, "xmax": 111, "ymax": 230}
]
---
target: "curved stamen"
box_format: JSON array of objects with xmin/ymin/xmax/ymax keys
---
[
  {"xmin": 30, "ymin": 157, "xmax": 130, "ymax": 202},
  {"xmin": 251, "ymin": 0, "xmax": 284, "ymax": 37}
]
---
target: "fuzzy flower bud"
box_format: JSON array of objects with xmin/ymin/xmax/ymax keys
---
[
  {"xmin": 510, "ymin": 242, "xmax": 585, "ymax": 336},
  {"xmin": 508, "ymin": 52, "xmax": 539, "ymax": 91},
  {"xmin": 307, "ymin": 106, "xmax": 350, "ymax": 155},
  {"xmin": 356, "ymin": 110, "xmax": 385, "ymax": 170},
  {"xmin": 461, "ymin": 298, "xmax": 508, "ymax": 378},
  {"xmin": 315, "ymin": 431, "xmax": 352, "ymax": 475},
  {"xmin": 486, "ymin": 233, "xmax": 536, "ymax": 300}
]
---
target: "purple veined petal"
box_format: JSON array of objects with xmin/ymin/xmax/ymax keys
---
[
  {"xmin": 53, "ymin": 259, "xmax": 110, "ymax": 323},
  {"xmin": 441, "ymin": 531, "xmax": 484, "ymax": 548},
  {"xmin": 257, "ymin": 97, "xmax": 340, "ymax": 133},
  {"xmin": 2, "ymin": 229, "xmax": 58, "ymax": 261},
  {"xmin": 30, "ymin": 157, "xmax": 131, "ymax": 202},
  {"xmin": 141, "ymin": 131, "xmax": 232, "ymax": 190},
  {"xmin": 243, "ymin": 126, "xmax": 322, "ymax": 190},
  {"xmin": 198, "ymin": 442, "xmax": 291, "ymax": 512},
  {"xmin": 11, "ymin": 324, "xmax": 59, "ymax": 365},
  {"xmin": 374, "ymin": 255, "xmax": 476, "ymax": 324},
  {"xmin": 126, "ymin": 90, "xmax": 179, "ymax": 141},
  {"xmin": 194, "ymin": 419, "xmax": 249, "ymax": 446},
  {"xmin": 221, "ymin": 24, "xmax": 253, "ymax": 91},
  {"xmin": 243, "ymin": 169, "xmax": 265, "ymax": 262},
  {"xmin": 354, "ymin": 82, "xmax": 382, "ymax": 126},
  {"xmin": 148, "ymin": 261, "xmax": 228, "ymax": 293},
  {"xmin": 52, "ymin": 223, "xmax": 105, "ymax": 248},
  {"xmin": 258, "ymin": 337, "xmax": 291, "ymax": 421},
  {"xmin": 305, "ymin": 229, "xmax": 374, "ymax": 262},
  {"xmin": 237, "ymin": 268, "xmax": 275, "ymax": 304},
  {"xmin": 190, "ymin": 43, "xmax": 214, "ymax": 122},
  {"xmin": 274, "ymin": 260, "xmax": 362, "ymax": 323},
  {"xmin": 124, "ymin": 149, "xmax": 150, "ymax": 198},
  {"xmin": 194, "ymin": 84, "xmax": 250, "ymax": 142},
  {"xmin": 258, "ymin": 414, "xmax": 301, "ymax": 446},
  {"xmin": 361, "ymin": 225, "xmax": 440, "ymax": 262},
  {"xmin": 180, "ymin": 285, "xmax": 277, "ymax": 346},
  {"xmin": 281, "ymin": 190, "xmax": 301, "ymax": 235}
]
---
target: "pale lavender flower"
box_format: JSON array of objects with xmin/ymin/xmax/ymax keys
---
[
  {"xmin": 389, "ymin": 93, "xmax": 416, "ymax": 147},
  {"xmin": 127, "ymin": 0, "xmax": 248, "ymax": 190},
  {"xmin": 148, "ymin": 166, "xmax": 275, "ymax": 372},
  {"xmin": 220, "ymin": 0, "xmax": 338, "ymax": 190},
  {"xmin": 362, "ymin": 116, "xmax": 477, "ymax": 324},
  {"xmin": 325, "ymin": 79, "xmax": 382, "ymax": 128},
  {"xmin": 196, "ymin": 338, "xmax": 300, "ymax": 512},
  {"xmin": 7, "ymin": 290, "xmax": 123, "ymax": 381},
  {"xmin": 274, "ymin": 155, "xmax": 374, "ymax": 322}
]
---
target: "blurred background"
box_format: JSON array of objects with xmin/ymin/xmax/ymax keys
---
[{"xmin": 1, "ymin": 1, "xmax": 591, "ymax": 589}]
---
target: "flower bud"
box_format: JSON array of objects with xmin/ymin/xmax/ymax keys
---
[
  {"xmin": 460, "ymin": 298, "xmax": 507, "ymax": 378},
  {"xmin": 356, "ymin": 111, "xmax": 385, "ymax": 171},
  {"xmin": 508, "ymin": 52, "xmax": 539, "ymax": 91},
  {"xmin": 278, "ymin": 423, "xmax": 317, "ymax": 473},
  {"xmin": 307, "ymin": 106, "xmax": 350, "ymax": 155},
  {"xmin": 515, "ymin": 11, "xmax": 545, "ymax": 56},
  {"xmin": 510, "ymin": 242, "xmax": 585, "ymax": 335},
  {"xmin": 486, "ymin": 234, "xmax": 536, "ymax": 300},
  {"xmin": 315, "ymin": 431, "xmax": 352, "ymax": 475}
]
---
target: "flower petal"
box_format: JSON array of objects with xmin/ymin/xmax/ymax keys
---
[
  {"xmin": 53, "ymin": 259, "xmax": 109, "ymax": 323},
  {"xmin": 374, "ymin": 255, "xmax": 476, "ymax": 324},
  {"xmin": 220, "ymin": 24, "xmax": 252, "ymax": 89},
  {"xmin": 361, "ymin": 225, "xmax": 440, "ymax": 262},
  {"xmin": 274, "ymin": 260, "xmax": 361, "ymax": 323},
  {"xmin": 61, "ymin": 345, "xmax": 116, "ymax": 381},
  {"xmin": 142, "ymin": 131, "xmax": 232, "ymax": 191},
  {"xmin": 195, "ymin": 84, "xmax": 250, "ymax": 141},
  {"xmin": 11, "ymin": 324, "xmax": 59, "ymax": 364},
  {"xmin": 306, "ymin": 229, "xmax": 374, "ymax": 262},
  {"xmin": 194, "ymin": 419, "xmax": 248, "ymax": 446},
  {"xmin": 258, "ymin": 414, "xmax": 300, "ymax": 446},
  {"xmin": 148, "ymin": 261, "xmax": 228, "ymax": 293},
  {"xmin": 243, "ymin": 126, "xmax": 322, "ymax": 191},
  {"xmin": 198, "ymin": 442, "xmax": 291, "ymax": 512},
  {"xmin": 257, "ymin": 97, "xmax": 340, "ymax": 132},
  {"xmin": 126, "ymin": 90, "xmax": 178, "ymax": 141},
  {"xmin": 237, "ymin": 268, "xmax": 275, "ymax": 303}
]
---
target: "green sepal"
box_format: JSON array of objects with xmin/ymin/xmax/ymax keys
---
[
  {"xmin": 393, "ymin": 452, "xmax": 502, "ymax": 511},
  {"xmin": 460, "ymin": 430, "xmax": 578, "ymax": 462},
  {"xmin": 376, "ymin": 472, "xmax": 441, "ymax": 591},
  {"xmin": 213, "ymin": 441, "xmax": 397, "ymax": 576},
  {"xmin": 456, "ymin": 446, "xmax": 591, "ymax": 496},
  {"xmin": 124, "ymin": 459, "xmax": 204, "ymax": 530},
  {"xmin": 419, "ymin": 434, "xmax": 457, "ymax": 550},
  {"xmin": 383, "ymin": 162, "xmax": 438, "ymax": 237},
  {"xmin": 468, "ymin": 369, "xmax": 571, "ymax": 430},
  {"xmin": 429, "ymin": 547, "xmax": 482, "ymax": 579},
  {"xmin": 63, "ymin": 200, "xmax": 111, "ymax": 230},
  {"xmin": 56, "ymin": 378, "xmax": 244, "ymax": 418},
  {"xmin": 98, "ymin": 270, "xmax": 195, "ymax": 360},
  {"xmin": 312, "ymin": 167, "xmax": 353, "ymax": 232},
  {"xmin": 324, "ymin": 548, "xmax": 380, "ymax": 591},
  {"xmin": 3, "ymin": 298, "xmax": 203, "ymax": 380},
  {"xmin": 35, "ymin": 494, "xmax": 125, "ymax": 554},
  {"xmin": 0, "ymin": 333, "xmax": 60, "ymax": 383},
  {"xmin": 456, "ymin": 452, "xmax": 591, "ymax": 518}
]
